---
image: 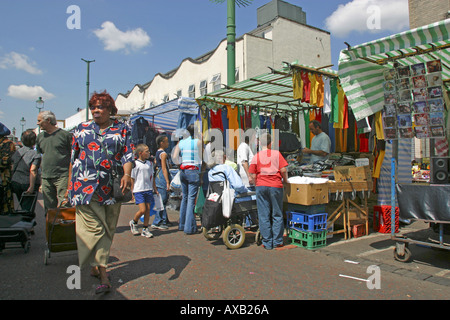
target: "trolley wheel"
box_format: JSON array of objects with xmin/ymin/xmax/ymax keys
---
[
  {"xmin": 202, "ymin": 226, "xmax": 223, "ymax": 241},
  {"xmin": 44, "ymin": 248, "xmax": 50, "ymax": 265},
  {"xmin": 394, "ymin": 246, "xmax": 411, "ymax": 263},
  {"xmin": 223, "ymin": 224, "xmax": 246, "ymax": 250},
  {"xmin": 255, "ymin": 230, "xmax": 262, "ymax": 246}
]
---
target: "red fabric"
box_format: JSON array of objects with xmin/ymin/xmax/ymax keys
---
[
  {"xmin": 301, "ymin": 71, "xmax": 311, "ymax": 103},
  {"xmin": 209, "ymin": 109, "xmax": 223, "ymax": 131},
  {"xmin": 249, "ymin": 149, "xmax": 288, "ymax": 188},
  {"xmin": 244, "ymin": 106, "xmax": 252, "ymax": 129}
]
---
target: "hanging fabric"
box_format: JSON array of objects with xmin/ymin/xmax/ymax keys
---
[
  {"xmin": 301, "ymin": 71, "xmax": 311, "ymax": 104},
  {"xmin": 316, "ymin": 74, "xmax": 325, "ymax": 108},
  {"xmin": 292, "ymin": 69, "xmax": 303, "ymax": 100}
]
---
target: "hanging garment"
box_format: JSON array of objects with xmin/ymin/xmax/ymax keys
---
[
  {"xmin": 209, "ymin": 108, "xmax": 223, "ymax": 131},
  {"xmin": 316, "ymin": 74, "xmax": 325, "ymax": 108},
  {"xmin": 323, "ymin": 77, "xmax": 331, "ymax": 114},
  {"xmin": 292, "ymin": 70, "xmax": 303, "ymax": 100},
  {"xmin": 301, "ymin": 71, "xmax": 311, "ymax": 104},
  {"xmin": 227, "ymin": 105, "xmax": 240, "ymax": 150},
  {"xmin": 200, "ymin": 105, "xmax": 209, "ymax": 142},
  {"xmin": 299, "ymin": 111, "xmax": 307, "ymax": 149},
  {"xmin": 244, "ymin": 106, "xmax": 252, "ymax": 130},
  {"xmin": 329, "ymin": 78, "xmax": 339, "ymax": 124},
  {"xmin": 303, "ymin": 109, "xmax": 310, "ymax": 148},
  {"xmin": 132, "ymin": 117, "xmax": 150, "ymax": 145},
  {"xmin": 291, "ymin": 111, "xmax": 300, "ymax": 135},
  {"xmin": 309, "ymin": 73, "xmax": 318, "ymax": 106},
  {"xmin": 251, "ymin": 107, "xmax": 260, "ymax": 130}
]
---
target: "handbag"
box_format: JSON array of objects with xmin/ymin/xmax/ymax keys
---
[
  {"xmin": 201, "ymin": 193, "xmax": 226, "ymax": 229},
  {"xmin": 111, "ymin": 165, "xmax": 133, "ymax": 202},
  {"xmin": 97, "ymin": 136, "xmax": 132, "ymax": 203},
  {"xmin": 194, "ymin": 186, "xmax": 206, "ymax": 215}
]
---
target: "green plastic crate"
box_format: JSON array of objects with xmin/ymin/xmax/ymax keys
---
[{"xmin": 288, "ymin": 229, "xmax": 327, "ymax": 250}]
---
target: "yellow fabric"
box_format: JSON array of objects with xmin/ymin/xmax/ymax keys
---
[
  {"xmin": 315, "ymin": 74, "xmax": 324, "ymax": 108},
  {"xmin": 292, "ymin": 70, "xmax": 303, "ymax": 100},
  {"xmin": 308, "ymin": 73, "xmax": 317, "ymax": 106}
]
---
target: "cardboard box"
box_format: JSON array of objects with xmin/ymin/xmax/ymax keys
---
[
  {"xmin": 284, "ymin": 183, "xmax": 329, "ymax": 205},
  {"xmin": 333, "ymin": 165, "xmax": 371, "ymax": 183}
]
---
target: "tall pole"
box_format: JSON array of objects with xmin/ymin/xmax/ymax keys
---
[
  {"xmin": 227, "ymin": 0, "xmax": 236, "ymax": 86},
  {"xmin": 82, "ymin": 59, "xmax": 95, "ymax": 121}
]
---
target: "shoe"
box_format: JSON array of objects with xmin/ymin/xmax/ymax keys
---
[
  {"xmin": 151, "ymin": 224, "xmax": 168, "ymax": 230},
  {"xmin": 129, "ymin": 220, "xmax": 140, "ymax": 235},
  {"xmin": 95, "ymin": 284, "xmax": 111, "ymax": 295},
  {"xmin": 141, "ymin": 228, "xmax": 154, "ymax": 238}
]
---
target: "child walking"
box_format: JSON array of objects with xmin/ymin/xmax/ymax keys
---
[
  {"xmin": 152, "ymin": 135, "xmax": 172, "ymax": 229},
  {"xmin": 129, "ymin": 144, "xmax": 158, "ymax": 238}
]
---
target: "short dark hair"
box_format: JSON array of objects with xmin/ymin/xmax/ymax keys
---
[
  {"xmin": 21, "ymin": 129, "xmax": 37, "ymax": 148},
  {"xmin": 89, "ymin": 90, "xmax": 118, "ymax": 115},
  {"xmin": 187, "ymin": 124, "xmax": 195, "ymax": 137},
  {"xmin": 156, "ymin": 135, "xmax": 168, "ymax": 147},
  {"xmin": 310, "ymin": 120, "xmax": 322, "ymax": 130}
]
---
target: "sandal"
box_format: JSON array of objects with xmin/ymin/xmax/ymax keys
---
[{"xmin": 95, "ymin": 284, "xmax": 111, "ymax": 294}]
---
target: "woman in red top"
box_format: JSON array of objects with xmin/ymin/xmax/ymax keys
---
[{"xmin": 249, "ymin": 132, "xmax": 288, "ymax": 250}]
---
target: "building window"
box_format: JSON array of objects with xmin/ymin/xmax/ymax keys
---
[
  {"xmin": 163, "ymin": 94, "xmax": 169, "ymax": 103},
  {"xmin": 235, "ymin": 68, "xmax": 240, "ymax": 83},
  {"xmin": 200, "ymin": 80, "xmax": 208, "ymax": 96},
  {"xmin": 176, "ymin": 89, "xmax": 182, "ymax": 98},
  {"xmin": 188, "ymin": 84, "xmax": 195, "ymax": 98},
  {"xmin": 210, "ymin": 73, "xmax": 221, "ymax": 92}
]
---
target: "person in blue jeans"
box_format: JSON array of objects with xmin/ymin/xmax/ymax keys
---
[
  {"xmin": 152, "ymin": 135, "xmax": 172, "ymax": 229},
  {"xmin": 173, "ymin": 124, "xmax": 203, "ymax": 235},
  {"xmin": 249, "ymin": 132, "xmax": 288, "ymax": 250}
]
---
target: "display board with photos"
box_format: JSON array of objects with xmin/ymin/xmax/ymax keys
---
[{"xmin": 382, "ymin": 59, "xmax": 447, "ymax": 140}]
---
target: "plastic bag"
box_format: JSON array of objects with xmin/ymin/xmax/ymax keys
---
[
  {"xmin": 222, "ymin": 179, "xmax": 235, "ymax": 219},
  {"xmin": 194, "ymin": 187, "xmax": 206, "ymax": 214},
  {"xmin": 153, "ymin": 193, "xmax": 164, "ymax": 212},
  {"xmin": 170, "ymin": 170, "xmax": 181, "ymax": 191}
]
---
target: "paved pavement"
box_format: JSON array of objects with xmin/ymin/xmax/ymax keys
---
[{"xmin": 0, "ymin": 194, "xmax": 449, "ymax": 304}]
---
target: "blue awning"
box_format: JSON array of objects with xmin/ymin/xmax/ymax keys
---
[{"xmin": 130, "ymin": 97, "xmax": 198, "ymax": 133}]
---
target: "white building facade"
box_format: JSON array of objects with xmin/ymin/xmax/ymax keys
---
[{"xmin": 115, "ymin": 0, "xmax": 331, "ymax": 113}]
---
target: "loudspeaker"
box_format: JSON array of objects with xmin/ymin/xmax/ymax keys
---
[{"xmin": 430, "ymin": 157, "xmax": 450, "ymax": 184}]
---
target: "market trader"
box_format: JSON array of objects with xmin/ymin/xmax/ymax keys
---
[{"xmin": 302, "ymin": 120, "xmax": 331, "ymax": 164}]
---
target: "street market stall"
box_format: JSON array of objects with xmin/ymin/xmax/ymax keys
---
[
  {"xmin": 198, "ymin": 63, "xmax": 376, "ymax": 246},
  {"xmin": 337, "ymin": 19, "xmax": 450, "ymax": 261}
]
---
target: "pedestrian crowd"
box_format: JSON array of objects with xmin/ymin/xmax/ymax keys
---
[{"xmin": 0, "ymin": 89, "xmax": 331, "ymax": 295}]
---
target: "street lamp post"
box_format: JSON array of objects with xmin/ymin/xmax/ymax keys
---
[
  {"xmin": 36, "ymin": 97, "xmax": 44, "ymax": 133},
  {"xmin": 20, "ymin": 117, "xmax": 26, "ymax": 135},
  {"xmin": 82, "ymin": 58, "xmax": 95, "ymax": 121}
]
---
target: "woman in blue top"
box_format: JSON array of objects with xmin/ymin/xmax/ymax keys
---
[
  {"xmin": 67, "ymin": 91, "xmax": 134, "ymax": 294},
  {"xmin": 173, "ymin": 124, "xmax": 203, "ymax": 234}
]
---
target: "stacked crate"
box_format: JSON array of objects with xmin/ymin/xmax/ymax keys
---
[
  {"xmin": 287, "ymin": 211, "xmax": 328, "ymax": 249},
  {"xmin": 373, "ymin": 205, "xmax": 399, "ymax": 234}
]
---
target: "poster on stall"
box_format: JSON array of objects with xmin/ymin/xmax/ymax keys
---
[{"xmin": 382, "ymin": 59, "xmax": 447, "ymax": 140}]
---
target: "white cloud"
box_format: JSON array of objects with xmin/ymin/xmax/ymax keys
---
[
  {"xmin": 0, "ymin": 52, "xmax": 43, "ymax": 75},
  {"xmin": 325, "ymin": 0, "xmax": 409, "ymax": 38},
  {"xmin": 93, "ymin": 21, "xmax": 151, "ymax": 53},
  {"xmin": 7, "ymin": 85, "xmax": 55, "ymax": 101}
]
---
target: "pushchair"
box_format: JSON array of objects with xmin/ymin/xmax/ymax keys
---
[
  {"xmin": 0, "ymin": 192, "xmax": 38, "ymax": 254},
  {"xmin": 201, "ymin": 172, "xmax": 261, "ymax": 250}
]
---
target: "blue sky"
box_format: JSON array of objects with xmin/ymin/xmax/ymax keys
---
[{"xmin": 0, "ymin": 0, "xmax": 410, "ymax": 136}]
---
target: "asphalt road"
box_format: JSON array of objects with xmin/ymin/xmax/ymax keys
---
[{"xmin": 1, "ymin": 194, "xmax": 449, "ymax": 308}]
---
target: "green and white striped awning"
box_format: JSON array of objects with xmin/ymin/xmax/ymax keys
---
[
  {"xmin": 199, "ymin": 64, "xmax": 338, "ymax": 110},
  {"xmin": 338, "ymin": 19, "xmax": 450, "ymax": 121}
]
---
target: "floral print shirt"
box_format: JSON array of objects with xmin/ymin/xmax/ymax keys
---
[{"xmin": 68, "ymin": 120, "xmax": 134, "ymax": 206}]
